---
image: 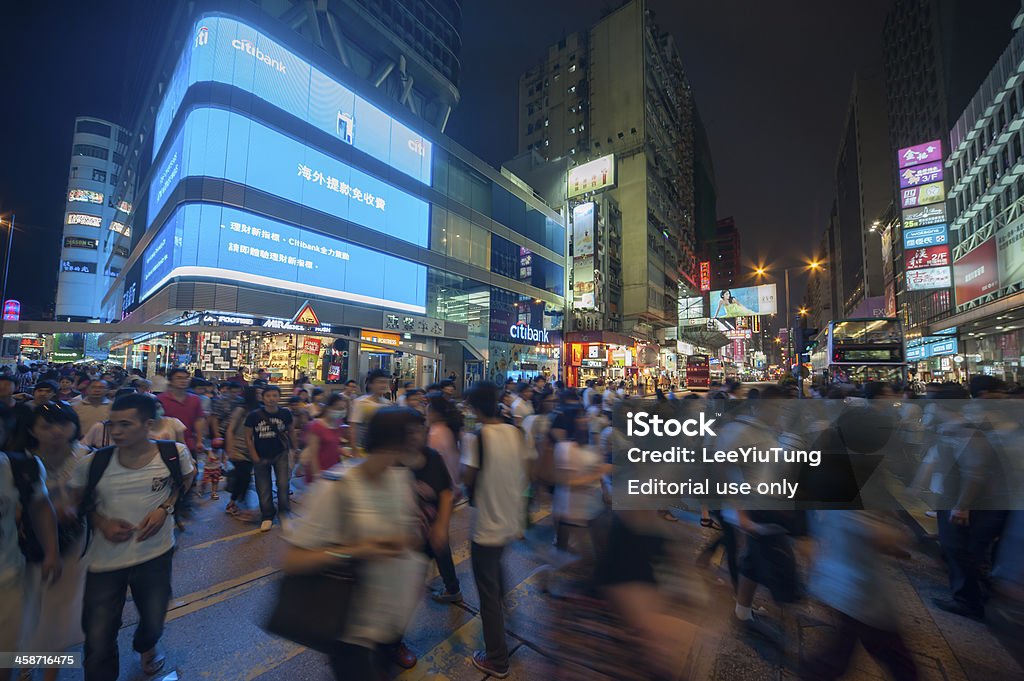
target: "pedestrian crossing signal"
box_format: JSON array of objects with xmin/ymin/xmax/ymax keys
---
[{"xmin": 291, "ymin": 301, "xmax": 321, "ymax": 327}]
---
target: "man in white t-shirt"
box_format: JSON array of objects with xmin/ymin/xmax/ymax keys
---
[
  {"xmin": 348, "ymin": 369, "xmax": 393, "ymax": 448},
  {"xmin": 510, "ymin": 382, "xmax": 534, "ymax": 427},
  {"xmin": 71, "ymin": 393, "xmax": 195, "ymax": 680},
  {"xmin": 460, "ymin": 382, "xmax": 533, "ymax": 679}
]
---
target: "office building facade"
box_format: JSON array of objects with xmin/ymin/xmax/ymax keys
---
[{"xmin": 102, "ymin": 3, "xmax": 565, "ymax": 387}]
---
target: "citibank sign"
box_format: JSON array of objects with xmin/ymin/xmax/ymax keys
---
[{"xmin": 510, "ymin": 323, "xmax": 550, "ymax": 344}]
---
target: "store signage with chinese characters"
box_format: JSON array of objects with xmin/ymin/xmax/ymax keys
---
[
  {"xmin": 567, "ymin": 154, "xmax": 615, "ymax": 198},
  {"xmin": 3, "ymin": 300, "xmax": 20, "ymax": 321},
  {"xmin": 899, "ymin": 161, "xmax": 943, "ymax": 188},
  {"xmin": 699, "ymin": 261, "xmax": 711, "ymax": 292},
  {"xmin": 953, "ymin": 238, "xmax": 999, "ymax": 305},
  {"xmin": 61, "ymin": 260, "xmax": 96, "ymax": 274},
  {"xmin": 110, "ymin": 221, "xmax": 130, "ymax": 237},
  {"xmin": 154, "ymin": 16, "xmax": 432, "ymax": 185},
  {"xmin": 382, "ymin": 313, "xmax": 446, "ymax": 337},
  {"xmin": 67, "ymin": 213, "xmax": 102, "ymax": 227},
  {"xmin": 900, "ymin": 181, "xmax": 945, "ymax": 208},
  {"xmin": 509, "ymin": 322, "xmax": 550, "ymax": 344},
  {"xmin": 901, "ymin": 203, "xmax": 947, "ymax": 228},
  {"xmin": 903, "ymin": 224, "xmax": 948, "ymax": 248},
  {"xmin": 904, "ymin": 245, "xmax": 950, "ymax": 270},
  {"xmin": 68, "ymin": 189, "xmax": 103, "ymax": 204},
  {"xmin": 897, "ymin": 140, "xmax": 942, "ymax": 168},
  {"xmin": 906, "ymin": 266, "xmax": 952, "ymax": 291},
  {"xmin": 726, "ymin": 329, "xmax": 752, "ymax": 339}
]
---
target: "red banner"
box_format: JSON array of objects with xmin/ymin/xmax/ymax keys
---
[
  {"xmin": 699, "ymin": 261, "xmax": 711, "ymax": 292},
  {"xmin": 904, "ymin": 245, "xmax": 950, "ymax": 270},
  {"xmin": 953, "ymin": 238, "xmax": 999, "ymax": 306}
]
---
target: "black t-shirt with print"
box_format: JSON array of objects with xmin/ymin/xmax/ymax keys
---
[
  {"xmin": 412, "ymin": 447, "xmax": 453, "ymax": 542},
  {"xmin": 244, "ymin": 407, "xmax": 293, "ymax": 461}
]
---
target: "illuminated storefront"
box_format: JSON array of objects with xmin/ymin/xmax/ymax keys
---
[
  {"xmin": 106, "ymin": 9, "xmax": 565, "ymax": 386},
  {"xmin": 565, "ymin": 331, "xmax": 638, "ymax": 388}
]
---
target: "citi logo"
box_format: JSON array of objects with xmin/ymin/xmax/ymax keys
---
[
  {"xmin": 232, "ymin": 39, "xmax": 286, "ymax": 73},
  {"xmin": 510, "ymin": 323, "xmax": 549, "ymax": 343},
  {"xmin": 407, "ymin": 139, "xmax": 427, "ymax": 156},
  {"xmin": 195, "ymin": 26, "xmax": 209, "ymax": 47}
]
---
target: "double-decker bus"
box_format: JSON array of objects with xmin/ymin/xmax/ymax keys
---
[
  {"xmin": 685, "ymin": 354, "xmax": 711, "ymax": 390},
  {"xmin": 809, "ymin": 318, "xmax": 907, "ymax": 387}
]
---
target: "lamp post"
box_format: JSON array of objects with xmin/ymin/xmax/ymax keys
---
[
  {"xmin": 754, "ymin": 261, "xmax": 823, "ymax": 391},
  {"xmin": 0, "ymin": 213, "xmax": 13, "ymax": 346}
]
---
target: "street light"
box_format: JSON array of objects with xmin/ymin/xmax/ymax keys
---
[
  {"xmin": 0, "ymin": 213, "xmax": 14, "ymax": 343},
  {"xmin": 752, "ymin": 260, "xmax": 825, "ymax": 392}
]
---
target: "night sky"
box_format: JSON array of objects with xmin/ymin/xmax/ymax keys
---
[{"xmin": 0, "ymin": 0, "xmax": 894, "ymax": 319}]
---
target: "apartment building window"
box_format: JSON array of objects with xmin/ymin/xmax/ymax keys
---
[
  {"xmin": 73, "ymin": 144, "xmax": 108, "ymax": 161},
  {"xmin": 76, "ymin": 120, "xmax": 111, "ymax": 137},
  {"xmin": 568, "ymin": 126, "xmax": 576, "ymax": 134},
  {"xmin": 117, "ymin": 129, "xmax": 131, "ymax": 146},
  {"xmin": 527, "ymin": 123, "xmax": 534, "ymax": 134},
  {"xmin": 544, "ymin": 118, "xmax": 549, "ymax": 127},
  {"xmin": 569, "ymin": 63, "xmax": 577, "ymax": 73},
  {"xmin": 112, "ymin": 151, "xmax": 125, "ymax": 167},
  {"xmin": 568, "ymin": 85, "xmax": 576, "ymax": 94}
]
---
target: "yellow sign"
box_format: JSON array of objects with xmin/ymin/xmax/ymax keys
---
[
  {"xmin": 360, "ymin": 330, "xmax": 401, "ymax": 353},
  {"xmin": 567, "ymin": 154, "xmax": 615, "ymax": 198},
  {"xmin": 291, "ymin": 301, "xmax": 321, "ymax": 327}
]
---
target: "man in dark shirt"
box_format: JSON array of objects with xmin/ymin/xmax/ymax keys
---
[{"xmin": 244, "ymin": 385, "xmax": 295, "ymax": 532}]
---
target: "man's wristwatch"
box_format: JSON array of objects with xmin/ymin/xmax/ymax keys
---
[{"xmin": 159, "ymin": 503, "xmax": 175, "ymax": 516}]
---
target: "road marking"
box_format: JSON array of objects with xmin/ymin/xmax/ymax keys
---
[
  {"xmin": 168, "ymin": 566, "xmax": 279, "ymax": 612},
  {"xmin": 184, "ymin": 527, "xmax": 266, "ymax": 551},
  {"xmin": 245, "ymin": 643, "xmax": 307, "ymax": 681}
]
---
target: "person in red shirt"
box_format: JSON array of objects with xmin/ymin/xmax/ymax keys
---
[{"xmin": 157, "ymin": 368, "xmax": 207, "ymax": 459}]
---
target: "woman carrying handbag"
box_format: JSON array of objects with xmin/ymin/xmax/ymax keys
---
[{"xmin": 273, "ymin": 407, "xmax": 426, "ymax": 680}]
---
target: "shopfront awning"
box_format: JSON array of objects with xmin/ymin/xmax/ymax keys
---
[
  {"xmin": 927, "ymin": 290, "xmax": 1024, "ymax": 335},
  {"xmin": 0, "ymin": 322, "xmax": 442, "ymax": 360}
]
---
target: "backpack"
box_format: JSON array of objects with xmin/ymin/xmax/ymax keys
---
[{"xmin": 78, "ymin": 440, "xmax": 186, "ymax": 553}]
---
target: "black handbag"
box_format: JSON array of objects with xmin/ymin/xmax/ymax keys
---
[{"xmin": 264, "ymin": 562, "xmax": 359, "ymax": 653}]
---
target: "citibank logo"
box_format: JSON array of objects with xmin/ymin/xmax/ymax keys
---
[
  {"xmin": 408, "ymin": 139, "xmax": 427, "ymax": 156},
  {"xmin": 510, "ymin": 322, "xmax": 549, "ymax": 343},
  {"xmin": 195, "ymin": 26, "xmax": 209, "ymax": 47},
  {"xmin": 232, "ymin": 39, "xmax": 286, "ymax": 73}
]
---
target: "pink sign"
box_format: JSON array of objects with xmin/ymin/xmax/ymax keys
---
[
  {"xmin": 904, "ymin": 245, "xmax": 950, "ymax": 270},
  {"xmin": 898, "ymin": 140, "xmax": 942, "ymax": 169},
  {"xmin": 899, "ymin": 161, "xmax": 944, "ymax": 188}
]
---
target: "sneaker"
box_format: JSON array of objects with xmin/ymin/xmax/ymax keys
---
[
  {"xmin": 260, "ymin": 520, "xmax": 273, "ymax": 532},
  {"xmin": 225, "ymin": 501, "xmax": 237, "ymax": 515},
  {"xmin": 932, "ymin": 597, "xmax": 984, "ymax": 621},
  {"xmin": 140, "ymin": 645, "xmax": 166, "ymax": 675},
  {"xmin": 211, "ymin": 491, "xmax": 220, "ymax": 500},
  {"xmin": 431, "ymin": 588, "xmax": 463, "ymax": 604},
  {"xmin": 392, "ymin": 641, "xmax": 417, "ymax": 669},
  {"xmin": 471, "ymin": 651, "xmax": 509, "ymax": 678}
]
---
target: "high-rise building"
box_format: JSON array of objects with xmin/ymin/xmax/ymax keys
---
[
  {"xmin": 882, "ymin": 0, "xmax": 1020, "ymax": 333},
  {"xmin": 101, "ymin": 2, "xmax": 565, "ymax": 387},
  {"xmin": 709, "ymin": 217, "xmax": 740, "ymax": 290},
  {"xmin": 940, "ymin": 6, "xmax": 1024, "ymax": 383},
  {"xmin": 515, "ymin": 0, "xmax": 701, "ymax": 345},
  {"xmin": 55, "ymin": 116, "xmax": 133, "ymax": 321},
  {"xmin": 827, "ymin": 70, "xmax": 892, "ymax": 318}
]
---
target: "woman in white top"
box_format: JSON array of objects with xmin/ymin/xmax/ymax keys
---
[
  {"xmin": 19, "ymin": 402, "xmax": 89, "ymax": 681},
  {"xmin": 283, "ymin": 406, "xmax": 424, "ymax": 680}
]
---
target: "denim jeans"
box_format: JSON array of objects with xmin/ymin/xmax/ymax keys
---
[
  {"xmin": 471, "ymin": 542, "xmax": 508, "ymax": 669},
  {"xmin": 254, "ymin": 455, "xmax": 291, "ymax": 521},
  {"xmin": 229, "ymin": 459, "xmax": 253, "ymax": 503},
  {"xmin": 936, "ymin": 509, "xmax": 1007, "ymax": 611},
  {"xmin": 82, "ymin": 549, "xmax": 174, "ymax": 681},
  {"xmin": 426, "ymin": 541, "xmax": 461, "ymax": 595}
]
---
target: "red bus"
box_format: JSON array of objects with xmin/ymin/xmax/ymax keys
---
[{"xmin": 685, "ymin": 354, "xmax": 711, "ymax": 390}]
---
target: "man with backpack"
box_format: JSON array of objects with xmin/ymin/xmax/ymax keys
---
[
  {"xmin": 460, "ymin": 382, "xmax": 534, "ymax": 678},
  {"xmin": 70, "ymin": 393, "xmax": 195, "ymax": 680},
  {"xmin": 244, "ymin": 385, "xmax": 295, "ymax": 532}
]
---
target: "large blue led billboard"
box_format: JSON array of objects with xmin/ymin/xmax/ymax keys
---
[
  {"xmin": 148, "ymin": 107, "xmax": 429, "ymax": 248},
  {"xmin": 141, "ymin": 203, "xmax": 427, "ymax": 313},
  {"xmin": 154, "ymin": 15, "xmax": 432, "ymax": 185}
]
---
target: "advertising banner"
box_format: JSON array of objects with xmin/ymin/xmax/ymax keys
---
[
  {"xmin": 64, "ymin": 236, "xmax": 98, "ymax": 250},
  {"xmin": 902, "ymin": 203, "xmax": 947, "ymax": 229},
  {"xmin": 141, "ymin": 203, "xmax": 428, "ymax": 313},
  {"xmin": 904, "ymin": 245, "xmax": 950, "ymax": 270},
  {"xmin": 568, "ymin": 155, "xmax": 615, "ymax": 198},
  {"xmin": 997, "ymin": 214, "xmax": 1024, "ymax": 290},
  {"xmin": 953, "ymin": 238, "xmax": 999, "ymax": 305},
  {"xmin": 900, "ymin": 181, "xmax": 945, "ymax": 208},
  {"xmin": 898, "ymin": 140, "xmax": 942, "ymax": 168},
  {"xmin": 903, "ymin": 224, "xmax": 948, "ymax": 248},
  {"xmin": 699, "ymin": 261, "xmax": 711, "ymax": 292},
  {"xmin": 572, "ymin": 203, "xmax": 596, "ymax": 310},
  {"xmin": 906, "ymin": 267, "xmax": 952, "ymax": 291},
  {"xmin": 61, "ymin": 260, "xmax": 97, "ymax": 274},
  {"xmin": 67, "ymin": 213, "xmax": 102, "ymax": 227},
  {"xmin": 899, "ymin": 161, "xmax": 943, "ymax": 188},
  {"xmin": 709, "ymin": 284, "xmax": 778, "ymax": 318}
]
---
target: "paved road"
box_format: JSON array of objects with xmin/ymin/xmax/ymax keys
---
[{"xmin": 35, "ymin": 474, "xmax": 1024, "ymax": 681}]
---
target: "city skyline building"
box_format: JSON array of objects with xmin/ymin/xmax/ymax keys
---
[
  {"xmin": 54, "ymin": 116, "xmax": 133, "ymax": 321},
  {"xmin": 709, "ymin": 216, "xmax": 740, "ymax": 290},
  {"xmin": 100, "ymin": 2, "xmax": 565, "ymax": 387}
]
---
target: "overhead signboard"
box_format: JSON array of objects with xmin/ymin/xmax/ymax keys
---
[
  {"xmin": 903, "ymin": 224, "xmax": 948, "ymax": 249},
  {"xmin": 898, "ymin": 140, "xmax": 942, "ymax": 169},
  {"xmin": 68, "ymin": 189, "xmax": 104, "ymax": 204},
  {"xmin": 572, "ymin": 202, "xmax": 596, "ymax": 310},
  {"xmin": 900, "ymin": 181, "xmax": 945, "ymax": 208},
  {"xmin": 567, "ymin": 154, "xmax": 615, "ymax": 198},
  {"xmin": 360, "ymin": 330, "xmax": 401, "ymax": 353},
  {"xmin": 709, "ymin": 284, "xmax": 777, "ymax": 318},
  {"xmin": 953, "ymin": 238, "xmax": 999, "ymax": 305},
  {"xmin": 902, "ymin": 203, "xmax": 947, "ymax": 229},
  {"xmin": 906, "ymin": 266, "xmax": 952, "ymax": 291},
  {"xmin": 149, "ymin": 107, "xmax": 430, "ymax": 248},
  {"xmin": 699, "ymin": 261, "xmax": 711, "ymax": 292},
  {"xmin": 904, "ymin": 245, "xmax": 950, "ymax": 270},
  {"xmin": 154, "ymin": 16, "xmax": 433, "ymax": 185},
  {"xmin": 67, "ymin": 213, "xmax": 102, "ymax": 227},
  {"xmin": 140, "ymin": 203, "xmax": 427, "ymax": 314},
  {"xmin": 907, "ymin": 337, "xmax": 958, "ymax": 361},
  {"xmin": 899, "ymin": 161, "xmax": 943, "ymax": 188},
  {"xmin": 997, "ymin": 214, "xmax": 1024, "ymax": 290},
  {"xmin": 63, "ymin": 236, "xmax": 98, "ymax": 250}
]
